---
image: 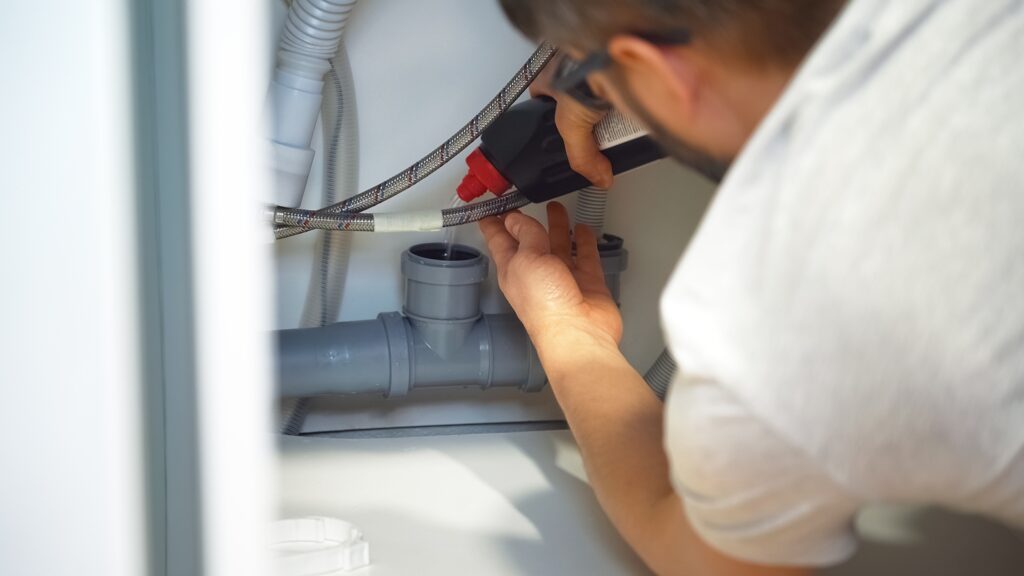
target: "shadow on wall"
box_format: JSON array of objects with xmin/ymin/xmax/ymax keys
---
[
  {"xmin": 280, "ymin": 432, "xmax": 1024, "ymax": 576},
  {"xmin": 279, "ymin": 431, "xmax": 653, "ymax": 575},
  {"xmin": 824, "ymin": 506, "xmax": 1024, "ymax": 576},
  {"xmin": 443, "ymin": 433, "xmax": 1024, "ymax": 576},
  {"xmin": 445, "ymin": 432, "xmax": 1024, "ymax": 576},
  {"xmin": 446, "ymin": 431, "xmax": 652, "ymax": 575}
]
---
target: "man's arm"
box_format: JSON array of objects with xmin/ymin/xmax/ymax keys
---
[
  {"xmin": 538, "ymin": 330, "xmax": 809, "ymax": 576},
  {"xmin": 480, "ymin": 204, "xmax": 811, "ymax": 576}
]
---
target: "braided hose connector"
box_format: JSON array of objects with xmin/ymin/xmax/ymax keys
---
[
  {"xmin": 272, "ymin": 205, "xmax": 375, "ymax": 232},
  {"xmin": 273, "ymin": 42, "xmax": 558, "ymax": 240}
]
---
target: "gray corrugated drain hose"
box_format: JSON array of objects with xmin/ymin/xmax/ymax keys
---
[
  {"xmin": 280, "ymin": 399, "xmax": 310, "ymax": 436},
  {"xmin": 576, "ymin": 187, "xmax": 678, "ymax": 400},
  {"xmin": 643, "ymin": 349, "xmax": 677, "ymax": 401},
  {"xmin": 301, "ymin": 49, "xmax": 358, "ymax": 329},
  {"xmin": 281, "ymin": 49, "xmax": 358, "ymax": 436},
  {"xmin": 575, "ymin": 187, "xmax": 608, "ymax": 238}
]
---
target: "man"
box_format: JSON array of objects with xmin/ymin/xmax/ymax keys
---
[{"xmin": 478, "ymin": 0, "xmax": 1024, "ymax": 574}]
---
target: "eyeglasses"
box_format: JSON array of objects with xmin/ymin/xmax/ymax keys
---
[{"xmin": 551, "ymin": 30, "xmax": 693, "ymax": 109}]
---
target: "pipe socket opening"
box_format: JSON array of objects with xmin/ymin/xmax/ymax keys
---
[
  {"xmin": 409, "ymin": 243, "xmax": 481, "ymax": 263},
  {"xmin": 402, "ymin": 243, "xmax": 489, "ymax": 325}
]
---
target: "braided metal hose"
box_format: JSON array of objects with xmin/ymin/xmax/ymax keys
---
[
  {"xmin": 442, "ymin": 191, "xmax": 531, "ymax": 227},
  {"xmin": 273, "ymin": 207, "xmax": 376, "ymax": 232},
  {"xmin": 273, "ymin": 42, "xmax": 558, "ymax": 240},
  {"xmin": 270, "ymin": 190, "xmax": 530, "ymax": 232}
]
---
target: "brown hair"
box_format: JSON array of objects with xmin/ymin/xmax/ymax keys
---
[{"xmin": 499, "ymin": 0, "xmax": 847, "ymax": 67}]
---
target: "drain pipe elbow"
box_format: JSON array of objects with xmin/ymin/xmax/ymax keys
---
[{"xmin": 407, "ymin": 313, "xmax": 545, "ymax": 394}]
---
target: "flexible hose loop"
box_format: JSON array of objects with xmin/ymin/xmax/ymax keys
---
[
  {"xmin": 271, "ymin": 191, "xmax": 531, "ymax": 233},
  {"xmin": 273, "ymin": 42, "xmax": 558, "ymax": 240}
]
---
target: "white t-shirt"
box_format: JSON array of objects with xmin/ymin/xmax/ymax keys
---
[{"xmin": 660, "ymin": 0, "xmax": 1024, "ymax": 566}]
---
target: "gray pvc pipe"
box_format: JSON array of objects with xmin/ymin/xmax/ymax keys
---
[
  {"xmin": 275, "ymin": 241, "xmax": 642, "ymax": 399},
  {"xmin": 411, "ymin": 313, "xmax": 545, "ymax": 392},
  {"xmin": 277, "ymin": 318, "xmax": 391, "ymax": 397},
  {"xmin": 277, "ymin": 244, "xmax": 545, "ymax": 398},
  {"xmin": 276, "ymin": 312, "xmax": 545, "ymax": 397}
]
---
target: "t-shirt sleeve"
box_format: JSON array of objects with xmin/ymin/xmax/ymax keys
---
[{"xmin": 663, "ymin": 375, "xmax": 862, "ymax": 567}]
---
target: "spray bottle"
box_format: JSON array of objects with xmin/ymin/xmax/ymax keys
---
[{"xmin": 457, "ymin": 97, "xmax": 665, "ymax": 204}]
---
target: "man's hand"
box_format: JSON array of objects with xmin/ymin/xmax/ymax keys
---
[
  {"xmin": 531, "ymin": 55, "xmax": 614, "ymax": 189},
  {"xmin": 479, "ymin": 205, "xmax": 811, "ymax": 576},
  {"xmin": 478, "ymin": 202, "xmax": 621, "ymax": 356}
]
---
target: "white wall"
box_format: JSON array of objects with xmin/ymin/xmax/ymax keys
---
[
  {"xmin": 0, "ymin": 2, "xmax": 146, "ymax": 575},
  {"xmin": 188, "ymin": 2, "xmax": 276, "ymax": 575},
  {"xmin": 271, "ymin": 0, "xmax": 717, "ymax": 375}
]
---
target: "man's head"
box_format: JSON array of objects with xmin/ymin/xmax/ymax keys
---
[{"xmin": 500, "ymin": 0, "xmax": 847, "ymax": 169}]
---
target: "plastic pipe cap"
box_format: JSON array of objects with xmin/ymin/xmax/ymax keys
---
[
  {"xmin": 457, "ymin": 148, "xmax": 511, "ymax": 202},
  {"xmin": 457, "ymin": 173, "xmax": 488, "ymax": 203}
]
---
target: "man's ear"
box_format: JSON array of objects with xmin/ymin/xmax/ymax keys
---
[{"xmin": 606, "ymin": 35, "xmax": 700, "ymax": 121}]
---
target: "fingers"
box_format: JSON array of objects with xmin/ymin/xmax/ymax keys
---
[
  {"xmin": 503, "ymin": 212, "xmax": 550, "ymax": 256},
  {"xmin": 554, "ymin": 101, "xmax": 614, "ymax": 189},
  {"xmin": 546, "ymin": 202, "xmax": 573, "ymax": 267},
  {"xmin": 478, "ymin": 217, "xmax": 517, "ymax": 269},
  {"xmin": 529, "ymin": 52, "xmax": 614, "ymax": 188},
  {"xmin": 573, "ymin": 223, "xmax": 610, "ymax": 294},
  {"xmin": 481, "ymin": 210, "xmax": 560, "ymax": 269},
  {"xmin": 529, "ymin": 52, "xmax": 563, "ymax": 98}
]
